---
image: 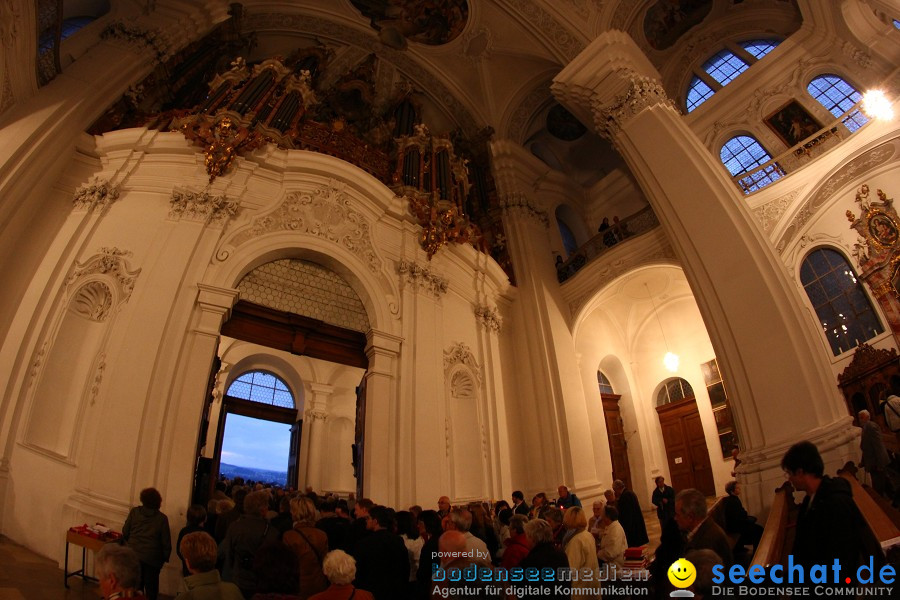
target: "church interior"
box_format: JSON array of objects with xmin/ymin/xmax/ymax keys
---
[{"xmin": 1, "ymin": 0, "xmax": 899, "ymax": 592}]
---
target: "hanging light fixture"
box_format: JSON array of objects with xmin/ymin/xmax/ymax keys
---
[
  {"xmin": 645, "ymin": 282, "xmax": 679, "ymax": 372},
  {"xmin": 861, "ymin": 90, "xmax": 894, "ymax": 121}
]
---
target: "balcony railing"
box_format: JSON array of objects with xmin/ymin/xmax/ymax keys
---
[
  {"xmin": 556, "ymin": 206, "xmax": 660, "ymax": 283},
  {"xmin": 733, "ymin": 102, "xmax": 865, "ymax": 194}
]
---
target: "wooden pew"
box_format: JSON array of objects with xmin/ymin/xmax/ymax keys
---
[
  {"xmin": 839, "ymin": 461, "xmax": 900, "ymax": 531},
  {"xmin": 837, "ymin": 462, "xmax": 900, "ymax": 554},
  {"xmin": 750, "ymin": 482, "xmax": 798, "ymax": 568}
]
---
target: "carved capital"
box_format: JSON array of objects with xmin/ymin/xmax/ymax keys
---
[
  {"xmin": 473, "ymin": 303, "xmax": 502, "ymax": 333},
  {"xmin": 397, "ymin": 259, "xmax": 448, "ymax": 296},
  {"xmin": 170, "ymin": 188, "xmax": 239, "ymax": 225},
  {"xmin": 590, "ymin": 71, "xmax": 676, "ymax": 142},
  {"xmin": 496, "ymin": 193, "xmax": 549, "ymax": 226},
  {"xmin": 305, "ymin": 409, "xmax": 329, "ymax": 422},
  {"xmin": 73, "ymin": 177, "xmax": 120, "ymax": 213}
]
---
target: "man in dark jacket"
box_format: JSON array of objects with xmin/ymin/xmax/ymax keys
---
[
  {"xmin": 675, "ymin": 488, "xmax": 733, "ymax": 566},
  {"xmin": 219, "ymin": 490, "xmax": 279, "ymax": 598},
  {"xmin": 782, "ymin": 440, "xmax": 882, "ymax": 573},
  {"xmin": 511, "ymin": 490, "xmax": 530, "ymax": 516},
  {"xmin": 613, "ymin": 479, "xmax": 649, "ymax": 547},
  {"xmin": 859, "ymin": 410, "xmax": 891, "ymax": 496},
  {"xmin": 352, "ymin": 505, "xmax": 408, "ymax": 600},
  {"xmin": 123, "ymin": 487, "xmax": 171, "ymax": 600},
  {"xmin": 519, "ymin": 519, "xmax": 569, "ymax": 600},
  {"xmin": 651, "ymin": 476, "xmax": 675, "ymax": 526}
]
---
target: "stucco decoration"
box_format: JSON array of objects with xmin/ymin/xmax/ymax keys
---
[
  {"xmin": 777, "ymin": 141, "xmax": 897, "ymax": 254},
  {"xmin": 497, "ymin": 192, "xmax": 549, "ymax": 226},
  {"xmin": 0, "ymin": 2, "xmax": 20, "ymax": 48},
  {"xmin": 169, "ymin": 188, "xmax": 240, "ymax": 226},
  {"xmin": 500, "ymin": 0, "xmax": 586, "ymax": 61},
  {"xmin": 589, "ymin": 71, "xmax": 677, "ymax": 142},
  {"xmin": 100, "ymin": 20, "xmax": 173, "ymax": 64},
  {"xmin": 72, "ymin": 177, "xmax": 121, "ymax": 213},
  {"xmin": 70, "ymin": 282, "xmax": 114, "ymax": 322},
  {"xmin": 66, "ymin": 248, "xmax": 141, "ymax": 304},
  {"xmin": 473, "ymin": 303, "xmax": 502, "ymax": 332},
  {"xmin": 397, "ymin": 259, "xmax": 448, "ymax": 297},
  {"xmin": 507, "ymin": 84, "xmax": 553, "ymax": 143},
  {"xmin": 443, "ymin": 342, "xmax": 482, "ymax": 384},
  {"xmin": 221, "ymin": 185, "xmax": 383, "ymax": 275},
  {"xmin": 841, "ymin": 41, "xmax": 872, "ymax": 69},
  {"xmin": 753, "ymin": 189, "xmax": 801, "ymax": 234},
  {"xmin": 89, "ymin": 355, "xmax": 106, "ymax": 406}
]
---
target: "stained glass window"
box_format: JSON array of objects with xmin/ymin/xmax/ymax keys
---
[
  {"xmin": 226, "ymin": 371, "xmax": 295, "ymax": 408},
  {"xmin": 800, "ymin": 248, "xmax": 883, "ymax": 355},
  {"xmin": 598, "ymin": 371, "xmax": 615, "ymax": 395},
  {"xmin": 807, "ymin": 74, "xmax": 868, "ymax": 132},
  {"xmin": 720, "ymin": 135, "xmax": 781, "ymax": 193}
]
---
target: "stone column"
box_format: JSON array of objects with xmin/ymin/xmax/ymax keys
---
[
  {"xmin": 363, "ymin": 329, "xmax": 403, "ymax": 505},
  {"xmin": 552, "ymin": 31, "xmax": 857, "ymax": 512},
  {"xmin": 304, "ymin": 383, "xmax": 333, "ymax": 492},
  {"xmin": 490, "ymin": 149, "xmax": 603, "ymax": 497}
]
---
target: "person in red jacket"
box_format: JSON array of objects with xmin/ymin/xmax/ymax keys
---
[{"xmin": 500, "ymin": 514, "xmax": 530, "ymax": 568}]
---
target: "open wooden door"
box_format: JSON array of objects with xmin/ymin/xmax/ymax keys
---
[{"xmin": 602, "ymin": 394, "xmax": 632, "ymax": 491}]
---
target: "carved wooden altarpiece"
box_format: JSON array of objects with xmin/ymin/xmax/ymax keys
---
[
  {"xmin": 837, "ymin": 343, "xmax": 900, "ymax": 452},
  {"xmin": 847, "ymin": 184, "xmax": 900, "ymax": 336}
]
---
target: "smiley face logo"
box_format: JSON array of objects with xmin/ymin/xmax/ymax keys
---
[{"xmin": 667, "ymin": 558, "xmax": 696, "ymax": 588}]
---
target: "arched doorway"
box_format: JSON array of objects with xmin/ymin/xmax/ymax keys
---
[
  {"xmin": 655, "ymin": 378, "xmax": 715, "ymax": 496},
  {"xmin": 598, "ymin": 370, "xmax": 633, "ymax": 491},
  {"xmin": 215, "ymin": 370, "xmax": 297, "ymax": 486}
]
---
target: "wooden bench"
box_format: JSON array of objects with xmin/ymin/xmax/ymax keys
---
[
  {"xmin": 837, "ymin": 462, "xmax": 900, "ymax": 557},
  {"xmin": 750, "ymin": 482, "xmax": 798, "ymax": 568}
]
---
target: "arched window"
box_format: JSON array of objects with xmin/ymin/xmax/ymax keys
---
[
  {"xmin": 226, "ymin": 371, "xmax": 295, "ymax": 408},
  {"xmin": 685, "ymin": 39, "xmax": 781, "ymax": 112},
  {"xmin": 557, "ymin": 217, "xmax": 578, "ymax": 257},
  {"xmin": 597, "ymin": 371, "xmax": 615, "ymax": 395},
  {"xmin": 893, "ymin": 19, "xmax": 900, "ymax": 30},
  {"xmin": 800, "ymin": 248, "xmax": 883, "ymax": 356},
  {"xmin": 657, "ymin": 378, "xmax": 695, "ymax": 406},
  {"xmin": 807, "ymin": 74, "xmax": 868, "ymax": 132},
  {"xmin": 720, "ymin": 135, "xmax": 781, "ymax": 193}
]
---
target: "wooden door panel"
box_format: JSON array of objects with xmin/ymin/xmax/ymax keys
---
[
  {"xmin": 602, "ymin": 395, "xmax": 632, "ymax": 491},
  {"xmin": 658, "ymin": 398, "xmax": 716, "ymax": 496}
]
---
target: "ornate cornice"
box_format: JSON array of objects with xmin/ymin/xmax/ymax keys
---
[
  {"xmin": 72, "ymin": 177, "xmax": 120, "ymax": 213},
  {"xmin": 66, "ymin": 247, "xmax": 141, "ymax": 302},
  {"xmin": 473, "ymin": 303, "xmax": 502, "ymax": 333},
  {"xmin": 591, "ymin": 71, "xmax": 677, "ymax": 142},
  {"xmin": 496, "ymin": 193, "xmax": 549, "ymax": 226},
  {"xmin": 222, "ymin": 185, "xmax": 383, "ymax": 274},
  {"xmin": 397, "ymin": 259, "xmax": 448, "ymax": 297},
  {"xmin": 169, "ymin": 188, "xmax": 239, "ymax": 225},
  {"xmin": 777, "ymin": 141, "xmax": 897, "ymax": 254}
]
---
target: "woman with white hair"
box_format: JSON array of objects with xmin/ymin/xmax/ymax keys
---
[{"xmin": 308, "ymin": 550, "xmax": 374, "ymax": 600}]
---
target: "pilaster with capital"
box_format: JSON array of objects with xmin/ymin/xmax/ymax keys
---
[
  {"xmin": 362, "ymin": 330, "xmax": 403, "ymax": 504},
  {"xmin": 303, "ymin": 383, "xmax": 334, "ymax": 492},
  {"xmin": 552, "ymin": 30, "xmax": 857, "ymax": 515}
]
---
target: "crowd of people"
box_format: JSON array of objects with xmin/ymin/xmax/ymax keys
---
[{"xmin": 98, "ymin": 439, "xmax": 889, "ymax": 600}]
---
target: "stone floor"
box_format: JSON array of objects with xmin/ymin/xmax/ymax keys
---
[{"xmin": 0, "ymin": 535, "xmax": 174, "ymax": 600}]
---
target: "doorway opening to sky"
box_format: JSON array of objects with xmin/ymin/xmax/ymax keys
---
[{"xmin": 220, "ymin": 413, "xmax": 292, "ymax": 486}]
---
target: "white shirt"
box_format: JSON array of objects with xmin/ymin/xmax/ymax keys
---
[{"xmin": 597, "ymin": 520, "xmax": 627, "ymax": 570}]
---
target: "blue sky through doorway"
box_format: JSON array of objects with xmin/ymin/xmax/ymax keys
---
[{"xmin": 220, "ymin": 414, "xmax": 291, "ymax": 484}]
